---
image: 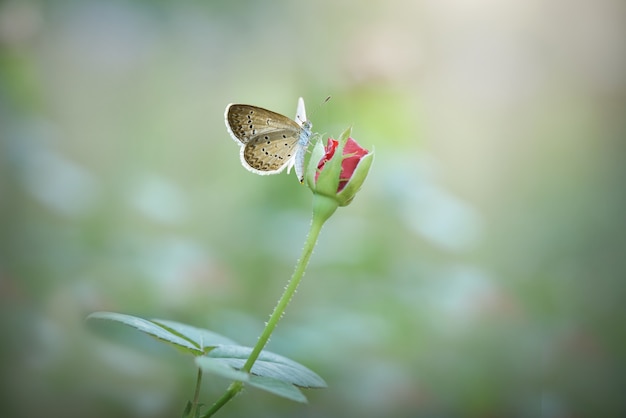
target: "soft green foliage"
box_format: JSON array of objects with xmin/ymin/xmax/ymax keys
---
[
  {"xmin": 87, "ymin": 312, "xmax": 237, "ymax": 355},
  {"xmin": 87, "ymin": 312, "xmax": 325, "ymax": 405},
  {"xmin": 205, "ymin": 346, "xmax": 326, "ymax": 389},
  {"xmin": 246, "ymin": 376, "xmax": 307, "ymax": 403},
  {"xmin": 151, "ymin": 319, "xmax": 238, "ymax": 351},
  {"xmin": 195, "ymin": 357, "xmax": 249, "ymax": 383}
]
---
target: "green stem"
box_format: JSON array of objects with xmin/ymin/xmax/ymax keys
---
[
  {"xmin": 188, "ymin": 367, "xmax": 203, "ymax": 417},
  {"xmin": 241, "ymin": 208, "xmax": 327, "ymax": 373},
  {"xmin": 202, "ymin": 381, "xmax": 242, "ymax": 417},
  {"xmin": 201, "ymin": 195, "xmax": 336, "ymax": 417}
]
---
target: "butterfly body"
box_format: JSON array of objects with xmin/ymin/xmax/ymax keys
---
[{"xmin": 224, "ymin": 98, "xmax": 311, "ymax": 182}]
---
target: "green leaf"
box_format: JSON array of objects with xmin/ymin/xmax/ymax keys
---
[
  {"xmin": 195, "ymin": 357, "xmax": 249, "ymax": 382},
  {"xmin": 181, "ymin": 400, "xmax": 193, "ymax": 418},
  {"xmin": 206, "ymin": 345, "xmax": 327, "ymax": 388},
  {"xmin": 152, "ymin": 319, "xmax": 238, "ymax": 349},
  {"xmin": 86, "ymin": 312, "xmax": 236, "ymax": 356},
  {"xmin": 305, "ymin": 133, "xmax": 326, "ymax": 186},
  {"xmin": 247, "ymin": 375, "xmax": 307, "ymax": 403}
]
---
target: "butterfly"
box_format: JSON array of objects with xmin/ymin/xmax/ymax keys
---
[{"xmin": 224, "ymin": 97, "xmax": 312, "ymax": 182}]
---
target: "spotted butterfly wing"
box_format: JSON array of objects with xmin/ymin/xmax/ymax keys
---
[{"xmin": 224, "ymin": 99, "xmax": 312, "ymax": 182}]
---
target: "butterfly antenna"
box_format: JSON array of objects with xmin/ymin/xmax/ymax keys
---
[
  {"xmin": 316, "ymin": 96, "xmax": 331, "ymax": 114},
  {"xmin": 307, "ymin": 96, "xmax": 331, "ymax": 121}
]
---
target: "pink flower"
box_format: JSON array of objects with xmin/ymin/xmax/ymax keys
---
[
  {"xmin": 315, "ymin": 137, "xmax": 370, "ymax": 193},
  {"xmin": 306, "ymin": 129, "xmax": 373, "ymax": 210}
]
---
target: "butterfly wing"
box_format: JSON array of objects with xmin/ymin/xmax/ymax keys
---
[
  {"xmin": 295, "ymin": 97, "xmax": 306, "ymax": 127},
  {"xmin": 225, "ymin": 104, "xmax": 302, "ymax": 175},
  {"xmin": 225, "ymin": 104, "xmax": 300, "ymax": 145},
  {"xmin": 242, "ymin": 130, "xmax": 302, "ymax": 174}
]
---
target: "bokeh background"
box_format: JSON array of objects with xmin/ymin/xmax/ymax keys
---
[{"xmin": 1, "ymin": 0, "xmax": 625, "ymax": 417}]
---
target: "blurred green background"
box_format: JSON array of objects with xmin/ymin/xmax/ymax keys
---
[{"xmin": 1, "ymin": 0, "xmax": 625, "ymax": 417}]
